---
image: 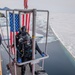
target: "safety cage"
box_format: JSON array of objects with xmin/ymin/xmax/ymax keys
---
[{"xmin": 0, "ymin": 9, "xmax": 49, "ymax": 75}]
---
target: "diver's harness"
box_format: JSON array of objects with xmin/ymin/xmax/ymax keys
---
[
  {"xmin": 17, "ymin": 43, "xmax": 32, "ymax": 58},
  {"xmin": 17, "ymin": 33, "xmax": 32, "ymax": 58}
]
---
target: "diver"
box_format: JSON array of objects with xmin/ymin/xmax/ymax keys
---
[
  {"xmin": 9, "ymin": 26, "xmax": 45, "ymax": 75},
  {"xmin": 16, "ymin": 26, "xmax": 45, "ymax": 75}
]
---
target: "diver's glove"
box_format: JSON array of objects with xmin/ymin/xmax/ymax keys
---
[
  {"xmin": 17, "ymin": 58, "xmax": 22, "ymax": 63},
  {"xmin": 41, "ymin": 52, "xmax": 45, "ymax": 57}
]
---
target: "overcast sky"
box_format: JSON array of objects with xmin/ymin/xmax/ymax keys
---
[{"xmin": 0, "ymin": 0, "xmax": 75, "ymax": 13}]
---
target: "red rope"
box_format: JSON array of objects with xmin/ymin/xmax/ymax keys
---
[{"xmin": 24, "ymin": 0, "xmax": 28, "ymax": 9}]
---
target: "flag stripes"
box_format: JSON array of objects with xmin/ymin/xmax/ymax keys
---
[{"xmin": 21, "ymin": 13, "xmax": 30, "ymax": 32}]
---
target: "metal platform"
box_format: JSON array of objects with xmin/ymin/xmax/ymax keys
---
[{"xmin": 7, "ymin": 62, "xmax": 48, "ymax": 75}]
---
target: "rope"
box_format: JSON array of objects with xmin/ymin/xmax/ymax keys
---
[{"xmin": 24, "ymin": 0, "xmax": 28, "ymax": 9}]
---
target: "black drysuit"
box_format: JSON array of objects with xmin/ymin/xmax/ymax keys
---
[{"xmin": 15, "ymin": 32, "xmax": 43, "ymax": 75}]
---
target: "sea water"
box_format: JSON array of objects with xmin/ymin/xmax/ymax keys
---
[{"xmin": 44, "ymin": 41, "xmax": 75, "ymax": 75}]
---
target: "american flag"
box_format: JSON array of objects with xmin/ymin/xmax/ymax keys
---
[
  {"xmin": 9, "ymin": 13, "xmax": 20, "ymax": 54},
  {"xmin": 9, "ymin": 12, "xmax": 30, "ymax": 54}
]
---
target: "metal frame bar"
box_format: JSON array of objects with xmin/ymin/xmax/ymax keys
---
[
  {"xmin": 37, "ymin": 10, "xmax": 49, "ymax": 12},
  {"xmin": 0, "ymin": 25, "xmax": 8, "ymax": 27},
  {"xmin": 6, "ymin": 9, "xmax": 49, "ymax": 13},
  {"xmin": 14, "ymin": 9, "xmax": 33, "ymax": 13},
  {"xmin": 17, "ymin": 55, "xmax": 49, "ymax": 65},
  {"xmin": 6, "ymin": 10, "xmax": 11, "ymax": 62},
  {"xmin": 13, "ymin": 10, "xmax": 17, "ymax": 75},
  {"xmin": 42, "ymin": 10, "xmax": 49, "ymax": 69},
  {"xmin": 45, "ymin": 11, "xmax": 49, "ymax": 54},
  {"xmin": 32, "ymin": 9, "xmax": 36, "ymax": 75}
]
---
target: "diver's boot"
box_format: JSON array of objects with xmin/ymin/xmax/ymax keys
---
[
  {"xmin": 21, "ymin": 66, "xmax": 25, "ymax": 75},
  {"xmin": 29, "ymin": 63, "xmax": 32, "ymax": 73}
]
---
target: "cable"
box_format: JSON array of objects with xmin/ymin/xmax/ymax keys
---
[{"xmin": 1, "ymin": 43, "xmax": 14, "ymax": 61}]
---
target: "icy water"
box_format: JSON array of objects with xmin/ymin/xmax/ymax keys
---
[
  {"xmin": 1, "ymin": 40, "xmax": 75, "ymax": 75},
  {"xmin": 39, "ymin": 41, "xmax": 75, "ymax": 75}
]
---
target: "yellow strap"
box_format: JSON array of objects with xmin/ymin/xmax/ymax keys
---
[{"xmin": 32, "ymin": 35, "xmax": 36, "ymax": 38}]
